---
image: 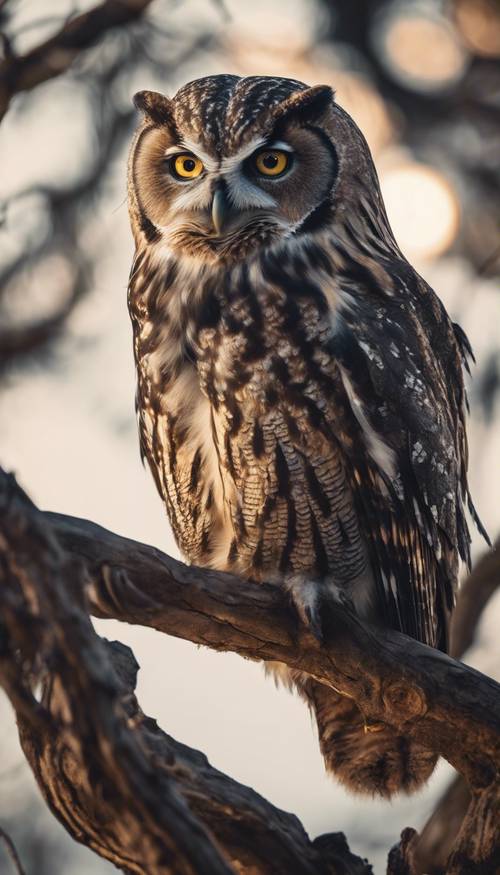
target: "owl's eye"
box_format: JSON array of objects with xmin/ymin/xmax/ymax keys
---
[
  {"xmin": 254, "ymin": 149, "xmax": 289, "ymax": 177},
  {"xmin": 171, "ymin": 153, "xmax": 204, "ymax": 179}
]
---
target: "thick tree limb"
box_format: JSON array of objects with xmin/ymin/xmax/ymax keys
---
[
  {"xmin": 0, "ymin": 0, "xmax": 156, "ymax": 120},
  {"xmin": 46, "ymin": 506, "xmax": 500, "ymax": 873},
  {"xmin": 0, "ymin": 485, "xmax": 235, "ymax": 875},
  {"xmin": 45, "ymin": 509, "xmax": 500, "ymax": 788},
  {"xmin": 0, "ymin": 467, "xmax": 372, "ymax": 874},
  {"xmin": 1, "ymin": 465, "xmax": 500, "ymax": 873}
]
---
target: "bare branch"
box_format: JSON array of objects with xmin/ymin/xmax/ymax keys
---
[
  {"xmin": 0, "ymin": 467, "xmax": 371, "ymax": 874},
  {"xmin": 44, "ymin": 503, "xmax": 500, "ymax": 874},
  {"xmin": 0, "ymin": 261, "xmax": 87, "ymax": 368},
  {"xmin": 0, "ymin": 474, "xmax": 237, "ymax": 875},
  {"xmin": 450, "ymin": 538, "xmax": 500, "ymax": 659},
  {"xmin": 413, "ymin": 780, "xmax": 471, "ymax": 875},
  {"xmin": 0, "ymin": 0, "xmax": 156, "ymax": 121},
  {"xmin": 1, "ymin": 466, "xmax": 500, "ymax": 872},
  {"xmin": 41, "ymin": 507, "xmax": 500, "ymax": 792},
  {"xmin": 0, "ymin": 827, "xmax": 27, "ymax": 875},
  {"xmin": 411, "ymin": 539, "xmax": 500, "ymax": 873}
]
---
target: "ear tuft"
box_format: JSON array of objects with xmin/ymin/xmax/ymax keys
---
[
  {"xmin": 272, "ymin": 85, "xmax": 334, "ymax": 126},
  {"xmin": 133, "ymin": 90, "xmax": 175, "ymax": 127}
]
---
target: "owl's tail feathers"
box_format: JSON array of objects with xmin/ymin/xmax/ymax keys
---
[{"xmin": 302, "ymin": 678, "xmax": 437, "ymax": 798}]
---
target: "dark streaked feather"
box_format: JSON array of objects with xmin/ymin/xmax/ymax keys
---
[{"xmin": 327, "ymin": 257, "xmax": 482, "ymax": 649}]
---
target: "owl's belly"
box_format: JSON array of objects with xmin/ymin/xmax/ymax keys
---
[
  {"xmin": 141, "ymin": 270, "xmax": 371, "ymax": 592},
  {"xmin": 220, "ymin": 414, "xmax": 369, "ymax": 587},
  {"xmin": 160, "ymin": 378, "xmax": 370, "ymax": 593}
]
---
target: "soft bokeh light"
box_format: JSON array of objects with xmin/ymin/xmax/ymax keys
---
[
  {"xmin": 455, "ymin": 0, "xmax": 500, "ymax": 57},
  {"xmin": 374, "ymin": 2, "xmax": 469, "ymax": 92},
  {"xmin": 381, "ymin": 161, "xmax": 460, "ymax": 260},
  {"xmin": 223, "ymin": 0, "xmax": 320, "ymax": 57}
]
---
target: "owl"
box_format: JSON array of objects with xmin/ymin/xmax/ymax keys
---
[{"xmin": 127, "ymin": 75, "xmax": 486, "ymax": 797}]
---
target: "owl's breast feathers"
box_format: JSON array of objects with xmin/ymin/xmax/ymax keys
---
[{"xmin": 128, "ymin": 238, "xmax": 481, "ymax": 650}]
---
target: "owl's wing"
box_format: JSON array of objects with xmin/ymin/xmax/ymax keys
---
[{"xmin": 327, "ymin": 259, "xmax": 483, "ymax": 650}]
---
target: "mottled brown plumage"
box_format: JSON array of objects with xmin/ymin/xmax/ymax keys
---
[{"xmin": 127, "ymin": 75, "xmax": 486, "ymax": 796}]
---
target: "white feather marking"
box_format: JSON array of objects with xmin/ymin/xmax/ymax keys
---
[
  {"xmin": 358, "ymin": 340, "xmax": 385, "ymax": 370},
  {"xmin": 265, "ymin": 140, "xmax": 294, "ymax": 153},
  {"xmin": 225, "ymin": 168, "xmax": 278, "ymax": 210},
  {"xmin": 339, "ymin": 366, "xmax": 396, "ymax": 478},
  {"xmin": 169, "ymin": 178, "xmax": 214, "ymax": 212},
  {"xmin": 165, "ymin": 367, "xmax": 232, "ymax": 539},
  {"xmin": 146, "ymin": 325, "xmax": 183, "ymax": 384}
]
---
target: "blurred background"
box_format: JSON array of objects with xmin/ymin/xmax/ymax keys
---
[{"xmin": 0, "ymin": 1, "xmax": 499, "ymax": 872}]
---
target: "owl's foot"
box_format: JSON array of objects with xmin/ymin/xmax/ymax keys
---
[{"xmin": 285, "ymin": 578, "xmax": 327, "ymax": 644}]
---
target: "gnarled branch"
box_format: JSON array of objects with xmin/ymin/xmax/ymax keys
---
[
  {"xmin": 0, "ymin": 467, "xmax": 371, "ymax": 874},
  {"xmin": 1, "ymin": 465, "xmax": 499, "ymax": 874},
  {"xmin": 46, "ymin": 510, "xmax": 500, "ymax": 788}
]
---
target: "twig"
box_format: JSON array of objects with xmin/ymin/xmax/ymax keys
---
[
  {"xmin": 0, "ymin": 827, "xmax": 27, "ymax": 875},
  {"xmin": 450, "ymin": 539, "xmax": 500, "ymax": 658},
  {"xmin": 478, "ymin": 243, "xmax": 500, "ymax": 277},
  {"xmin": 0, "ymin": 0, "xmax": 156, "ymax": 121}
]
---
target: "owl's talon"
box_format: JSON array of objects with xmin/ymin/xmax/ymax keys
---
[
  {"xmin": 287, "ymin": 578, "xmax": 325, "ymax": 643},
  {"xmin": 304, "ymin": 604, "xmax": 324, "ymax": 644}
]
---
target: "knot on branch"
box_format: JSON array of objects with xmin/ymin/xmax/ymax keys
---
[{"xmin": 382, "ymin": 682, "xmax": 427, "ymax": 722}]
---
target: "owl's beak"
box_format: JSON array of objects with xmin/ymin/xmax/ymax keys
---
[{"xmin": 211, "ymin": 187, "xmax": 229, "ymax": 236}]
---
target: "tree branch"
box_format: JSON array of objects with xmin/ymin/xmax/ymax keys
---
[
  {"xmin": 43, "ymin": 509, "xmax": 500, "ymax": 788},
  {"xmin": 409, "ymin": 538, "xmax": 500, "ymax": 874},
  {"xmin": 1, "ymin": 465, "xmax": 499, "ymax": 873},
  {"xmin": 0, "ymin": 0, "xmax": 156, "ymax": 121},
  {"xmin": 0, "ymin": 827, "xmax": 27, "ymax": 875},
  {"xmin": 0, "ymin": 466, "xmax": 372, "ymax": 874},
  {"xmin": 450, "ymin": 538, "xmax": 500, "ymax": 660}
]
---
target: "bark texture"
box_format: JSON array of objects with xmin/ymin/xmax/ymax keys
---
[{"xmin": 1, "ymin": 466, "xmax": 499, "ymax": 874}]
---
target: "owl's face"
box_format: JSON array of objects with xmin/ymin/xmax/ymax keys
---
[{"xmin": 128, "ymin": 76, "xmax": 353, "ymax": 264}]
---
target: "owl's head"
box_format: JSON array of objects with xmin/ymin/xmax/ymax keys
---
[{"xmin": 128, "ymin": 75, "xmax": 383, "ymax": 264}]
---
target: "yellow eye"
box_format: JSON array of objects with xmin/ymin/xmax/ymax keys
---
[
  {"xmin": 255, "ymin": 149, "xmax": 289, "ymax": 177},
  {"xmin": 173, "ymin": 153, "xmax": 204, "ymax": 179}
]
